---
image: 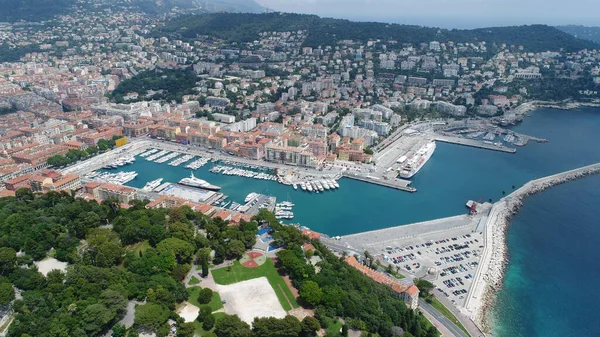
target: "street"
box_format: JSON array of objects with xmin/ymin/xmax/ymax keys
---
[{"xmin": 419, "ymin": 299, "xmax": 470, "ymax": 337}]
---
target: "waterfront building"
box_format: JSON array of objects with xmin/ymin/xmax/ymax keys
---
[
  {"xmin": 86, "ymin": 182, "xmax": 138, "ymax": 204},
  {"xmin": 29, "ymin": 170, "xmax": 81, "ymax": 193},
  {"xmin": 122, "ymin": 120, "xmax": 153, "ymax": 137},
  {"xmin": 11, "ymin": 144, "xmax": 69, "ymax": 170},
  {"xmin": 345, "ymin": 256, "xmax": 419, "ymax": 309},
  {"xmin": 265, "ymin": 144, "xmax": 316, "ymax": 168}
]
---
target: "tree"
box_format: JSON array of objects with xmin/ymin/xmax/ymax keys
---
[
  {"xmin": 198, "ymin": 288, "xmax": 213, "ymax": 304},
  {"xmin": 100, "ymin": 289, "xmax": 128, "ymax": 316},
  {"xmin": 203, "ymin": 313, "xmax": 215, "ymax": 330},
  {"xmin": 342, "ymin": 324, "xmax": 348, "ymax": 337},
  {"xmin": 227, "ymin": 240, "xmax": 246, "ymax": 260},
  {"xmin": 299, "ymin": 281, "xmax": 322, "ymax": 306},
  {"xmin": 0, "ymin": 247, "xmax": 16, "ymax": 275},
  {"xmin": 80, "ymin": 303, "xmax": 113, "ymax": 336},
  {"xmin": 198, "ymin": 305, "xmax": 213, "ymax": 322},
  {"xmin": 300, "ymin": 316, "xmax": 321, "ymax": 337},
  {"xmin": 15, "ymin": 187, "xmax": 33, "ymax": 201},
  {"xmin": 0, "ymin": 282, "xmax": 14, "ymax": 305},
  {"xmin": 415, "ymin": 279, "xmax": 434, "ymax": 298},
  {"xmin": 112, "ymin": 323, "xmax": 127, "ymax": 337},
  {"xmin": 134, "ymin": 303, "xmax": 170, "ymax": 331},
  {"xmin": 201, "ymin": 255, "xmax": 209, "ymax": 278},
  {"xmin": 252, "ymin": 316, "xmax": 301, "ymax": 337},
  {"xmin": 156, "ymin": 238, "xmax": 195, "ymax": 264},
  {"xmin": 177, "ymin": 322, "xmax": 195, "ymax": 337},
  {"xmin": 214, "ymin": 314, "xmax": 252, "ymax": 337},
  {"xmin": 85, "ymin": 228, "xmax": 124, "ymax": 267}
]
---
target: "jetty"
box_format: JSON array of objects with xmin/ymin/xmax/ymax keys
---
[
  {"xmin": 434, "ymin": 135, "xmax": 516, "ymax": 153},
  {"xmin": 342, "ymin": 172, "xmax": 417, "ymax": 192},
  {"xmin": 464, "ymin": 162, "xmax": 600, "ymax": 333}
]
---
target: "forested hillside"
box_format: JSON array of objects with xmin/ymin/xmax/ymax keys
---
[
  {"xmin": 0, "ymin": 191, "xmax": 435, "ymax": 337},
  {"xmin": 159, "ymin": 12, "xmax": 598, "ymax": 52},
  {"xmin": 557, "ymin": 25, "xmax": 600, "ymax": 44}
]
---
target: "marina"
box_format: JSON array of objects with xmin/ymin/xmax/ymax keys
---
[
  {"xmin": 168, "ymin": 154, "xmax": 194, "ymax": 167},
  {"xmin": 155, "ymin": 151, "xmax": 179, "ymax": 163},
  {"xmin": 184, "ymin": 157, "xmax": 210, "ymax": 170}
]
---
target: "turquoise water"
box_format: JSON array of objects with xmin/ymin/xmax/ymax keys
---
[
  {"xmin": 491, "ymin": 174, "xmax": 600, "ymax": 337},
  {"xmin": 111, "ymin": 107, "xmax": 600, "ymax": 237},
  {"xmin": 108, "ymin": 107, "xmax": 600, "ymax": 336}
]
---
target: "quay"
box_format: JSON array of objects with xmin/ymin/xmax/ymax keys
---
[
  {"xmin": 464, "ymin": 161, "xmax": 600, "ymax": 333},
  {"xmin": 342, "ymin": 172, "xmax": 416, "ymax": 192},
  {"xmin": 434, "ymin": 135, "xmax": 517, "ymax": 153}
]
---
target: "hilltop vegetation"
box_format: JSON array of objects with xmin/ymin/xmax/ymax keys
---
[
  {"xmin": 0, "ymin": 0, "xmax": 75, "ymax": 22},
  {"xmin": 557, "ymin": 25, "xmax": 600, "ymax": 44},
  {"xmin": 110, "ymin": 67, "xmax": 198, "ymax": 103},
  {"xmin": 0, "ymin": 192, "xmax": 437, "ymax": 337},
  {"xmin": 158, "ymin": 12, "xmax": 598, "ymax": 52}
]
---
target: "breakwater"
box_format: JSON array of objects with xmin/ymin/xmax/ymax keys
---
[
  {"xmin": 433, "ymin": 135, "xmax": 517, "ymax": 153},
  {"xmin": 342, "ymin": 172, "xmax": 417, "ymax": 192},
  {"xmin": 465, "ymin": 162, "xmax": 600, "ymax": 334}
]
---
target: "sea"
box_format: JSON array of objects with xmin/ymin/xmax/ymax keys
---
[{"xmin": 107, "ymin": 107, "xmax": 600, "ymax": 337}]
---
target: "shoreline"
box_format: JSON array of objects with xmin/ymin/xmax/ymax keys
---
[
  {"xmin": 511, "ymin": 100, "xmax": 600, "ymax": 116},
  {"xmin": 465, "ymin": 162, "xmax": 600, "ymax": 335}
]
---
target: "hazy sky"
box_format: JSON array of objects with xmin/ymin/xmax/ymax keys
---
[{"xmin": 256, "ymin": 0, "xmax": 599, "ymax": 28}]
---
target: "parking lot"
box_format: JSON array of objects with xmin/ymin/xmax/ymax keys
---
[{"xmin": 378, "ymin": 229, "xmax": 484, "ymax": 309}]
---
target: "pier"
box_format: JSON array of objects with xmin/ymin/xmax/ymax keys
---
[
  {"xmin": 433, "ymin": 135, "xmax": 517, "ymax": 153},
  {"xmin": 464, "ymin": 162, "xmax": 600, "ymax": 333},
  {"xmin": 342, "ymin": 172, "xmax": 417, "ymax": 192}
]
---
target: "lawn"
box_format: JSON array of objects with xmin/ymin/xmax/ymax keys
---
[
  {"xmin": 188, "ymin": 287, "xmax": 224, "ymax": 312},
  {"xmin": 211, "ymin": 259, "xmax": 299, "ymax": 311},
  {"xmin": 325, "ymin": 320, "xmax": 343, "ymax": 336},
  {"xmin": 429, "ymin": 297, "xmax": 470, "ymax": 336},
  {"xmin": 189, "ymin": 276, "xmax": 200, "ymax": 285}
]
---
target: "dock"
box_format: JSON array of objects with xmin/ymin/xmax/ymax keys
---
[
  {"xmin": 434, "ymin": 135, "xmax": 516, "ymax": 153},
  {"xmin": 342, "ymin": 173, "xmax": 417, "ymax": 192}
]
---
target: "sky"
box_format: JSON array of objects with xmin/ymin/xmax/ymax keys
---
[{"xmin": 255, "ymin": 0, "xmax": 600, "ymax": 29}]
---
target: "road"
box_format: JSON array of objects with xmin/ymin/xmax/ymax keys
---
[{"xmin": 419, "ymin": 299, "xmax": 471, "ymax": 337}]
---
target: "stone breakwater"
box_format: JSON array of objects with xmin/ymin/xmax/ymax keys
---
[{"xmin": 467, "ymin": 162, "xmax": 600, "ymax": 335}]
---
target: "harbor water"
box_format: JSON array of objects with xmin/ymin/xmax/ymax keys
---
[{"xmin": 105, "ymin": 107, "xmax": 600, "ymax": 336}]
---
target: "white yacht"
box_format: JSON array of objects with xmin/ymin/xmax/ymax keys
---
[
  {"xmin": 143, "ymin": 178, "xmax": 163, "ymax": 191},
  {"xmin": 178, "ymin": 172, "xmax": 221, "ymax": 191}
]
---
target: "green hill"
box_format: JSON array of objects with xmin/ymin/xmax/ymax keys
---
[
  {"xmin": 0, "ymin": 0, "xmax": 75, "ymax": 22},
  {"xmin": 159, "ymin": 12, "xmax": 598, "ymax": 52},
  {"xmin": 557, "ymin": 25, "xmax": 600, "ymax": 44}
]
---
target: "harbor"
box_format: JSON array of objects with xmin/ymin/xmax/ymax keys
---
[
  {"xmin": 464, "ymin": 161, "xmax": 600, "ymax": 334},
  {"xmin": 433, "ymin": 135, "xmax": 517, "ymax": 153},
  {"xmin": 342, "ymin": 172, "xmax": 416, "ymax": 192}
]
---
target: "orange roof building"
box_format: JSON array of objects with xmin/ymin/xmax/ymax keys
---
[{"xmin": 345, "ymin": 256, "xmax": 419, "ymax": 309}]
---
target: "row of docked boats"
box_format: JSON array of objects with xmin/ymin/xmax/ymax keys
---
[
  {"xmin": 275, "ymin": 201, "xmax": 295, "ymax": 219},
  {"xmin": 104, "ymin": 156, "xmax": 135, "ymax": 169},
  {"xmin": 146, "ymin": 150, "xmax": 170, "ymax": 161},
  {"xmin": 168, "ymin": 154, "xmax": 193, "ymax": 167},
  {"xmin": 298, "ymin": 179, "xmax": 339, "ymax": 193},
  {"xmin": 155, "ymin": 152, "xmax": 179, "ymax": 164},
  {"xmin": 139, "ymin": 148, "xmax": 159, "ymax": 157},
  {"xmin": 185, "ymin": 157, "xmax": 210, "ymax": 170},
  {"xmin": 95, "ymin": 171, "xmax": 138, "ymax": 185},
  {"xmin": 209, "ymin": 165, "xmax": 278, "ymax": 181}
]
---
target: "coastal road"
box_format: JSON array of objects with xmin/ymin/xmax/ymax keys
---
[{"xmin": 419, "ymin": 299, "xmax": 471, "ymax": 337}]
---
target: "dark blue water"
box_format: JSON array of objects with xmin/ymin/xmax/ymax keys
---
[{"xmin": 109, "ymin": 107, "xmax": 600, "ymax": 336}]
